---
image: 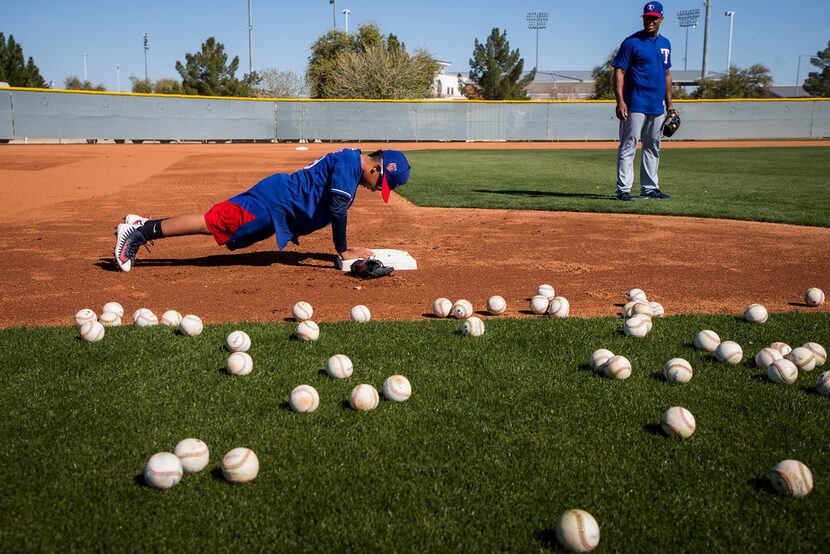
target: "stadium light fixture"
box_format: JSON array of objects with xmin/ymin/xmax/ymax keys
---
[
  {"xmin": 526, "ymin": 12, "xmax": 549, "ymax": 71},
  {"xmin": 676, "ymin": 8, "xmax": 700, "ymax": 71},
  {"xmin": 724, "ymin": 11, "xmax": 736, "ymax": 75}
]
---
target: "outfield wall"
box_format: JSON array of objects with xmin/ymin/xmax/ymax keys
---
[{"xmin": 1, "ymin": 88, "xmax": 829, "ymax": 142}]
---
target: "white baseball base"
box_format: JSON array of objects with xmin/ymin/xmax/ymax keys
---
[{"xmin": 337, "ymin": 249, "xmax": 417, "ymax": 271}]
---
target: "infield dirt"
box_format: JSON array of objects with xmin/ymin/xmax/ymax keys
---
[{"xmin": 1, "ymin": 141, "xmax": 828, "ymax": 327}]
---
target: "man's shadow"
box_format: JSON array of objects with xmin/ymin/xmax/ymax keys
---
[
  {"xmin": 473, "ymin": 188, "xmax": 610, "ymax": 200},
  {"xmin": 97, "ymin": 251, "xmax": 338, "ymax": 271}
]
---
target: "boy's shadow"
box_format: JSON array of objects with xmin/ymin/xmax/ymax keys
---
[{"xmin": 97, "ymin": 251, "xmax": 338, "ymax": 270}]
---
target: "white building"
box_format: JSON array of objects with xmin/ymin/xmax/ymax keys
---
[{"xmin": 430, "ymin": 61, "xmax": 467, "ymax": 100}]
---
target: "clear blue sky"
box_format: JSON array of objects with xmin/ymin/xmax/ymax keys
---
[{"xmin": 4, "ymin": 0, "xmax": 829, "ymax": 91}]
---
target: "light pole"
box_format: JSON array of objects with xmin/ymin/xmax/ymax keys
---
[
  {"xmin": 795, "ymin": 54, "xmax": 814, "ymax": 97},
  {"xmin": 724, "ymin": 10, "xmax": 735, "ymax": 75},
  {"xmin": 116, "ymin": 65, "xmax": 121, "ymax": 92},
  {"xmin": 248, "ymin": 0, "xmax": 253, "ymax": 74},
  {"xmin": 342, "ymin": 9, "xmax": 350, "ymax": 33},
  {"xmin": 143, "ymin": 33, "xmax": 149, "ymax": 81},
  {"xmin": 676, "ymin": 9, "xmax": 700, "ymax": 71},
  {"xmin": 329, "ymin": 0, "xmax": 336, "ymax": 30},
  {"xmin": 701, "ymin": 0, "xmax": 712, "ymax": 78},
  {"xmin": 83, "ymin": 53, "xmax": 88, "ymax": 82},
  {"xmin": 526, "ymin": 12, "xmax": 549, "ymax": 71}
]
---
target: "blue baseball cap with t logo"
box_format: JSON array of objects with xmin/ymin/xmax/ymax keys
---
[
  {"xmin": 380, "ymin": 150, "xmax": 411, "ymax": 203},
  {"xmin": 643, "ymin": 1, "xmax": 664, "ymax": 17}
]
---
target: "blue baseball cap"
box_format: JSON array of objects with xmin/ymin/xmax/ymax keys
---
[
  {"xmin": 643, "ymin": 1, "xmax": 664, "ymax": 17},
  {"xmin": 380, "ymin": 150, "xmax": 411, "ymax": 203}
]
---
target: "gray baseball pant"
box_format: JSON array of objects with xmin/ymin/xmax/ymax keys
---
[{"xmin": 616, "ymin": 112, "xmax": 666, "ymax": 195}]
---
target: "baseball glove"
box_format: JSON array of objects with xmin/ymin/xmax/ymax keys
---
[
  {"xmin": 349, "ymin": 258, "xmax": 395, "ymax": 280},
  {"xmin": 661, "ymin": 110, "xmax": 681, "ymax": 137}
]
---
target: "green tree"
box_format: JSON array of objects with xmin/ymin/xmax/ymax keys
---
[
  {"xmin": 130, "ymin": 77, "xmax": 153, "ymax": 93},
  {"xmin": 323, "ymin": 44, "xmax": 438, "ymax": 99},
  {"xmin": 153, "ymin": 78, "xmax": 183, "ymax": 95},
  {"xmin": 466, "ymin": 28, "xmax": 535, "ymax": 100},
  {"xmin": 0, "ymin": 33, "xmax": 46, "ymax": 87},
  {"xmin": 803, "ymin": 40, "xmax": 830, "ymax": 97},
  {"xmin": 64, "ymin": 76, "xmax": 106, "ymax": 91},
  {"xmin": 590, "ymin": 50, "xmax": 617, "ymax": 100},
  {"xmin": 693, "ymin": 64, "xmax": 772, "ymax": 99},
  {"xmin": 306, "ymin": 24, "xmax": 420, "ymax": 99},
  {"xmin": 175, "ymin": 37, "xmax": 260, "ymax": 97}
]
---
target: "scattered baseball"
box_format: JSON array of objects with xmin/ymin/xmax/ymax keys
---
[
  {"xmin": 802, "ymin": 342, "xmax": 826, "ymax": 366},
  {"xmin": 289, "ymin": 385, "xmax": 320, "ymax": 413},
  {"xmin": 804, "ymin": 287, "xmax": 825, "ymax": 307},
  {"xmin": 816, "ymin": 371, "xmax": 830, "ymax": 396},
  {"xmin": 754, "ymin": 347, "xmax": 783, "ymax": 370},
  {"xmin": 226, "ymin": 352, "xmax": 253, "ymax": 376},
  {"xmin": 787, "ymin": 347, "xmax": 816, "ymax": 372},
  {"xmin": 351, "ymin": 304, "xmax": 371, "ymax": 322},
  {"xmin": 537, "ymin": 284, "xmax": 556, "ymax": 299},
  {"xmin": 326, "ymin": 354, "xmax": 353, "ymax": 379},
  {"xmin": 79, "ymin": 320, "xmax": 105, "ymax": 342},
  {"xmin": 296, "ymin": 320, "xmax": 320, "ymax": 341},
  {"xmin": 383, "ymin": 375, "xmax": 412, "ymax": 402},
  {"xmin": 548, "ymin": 296, "xmax": 570, "ymax": 318},
  {"xmin": 529, "ymin": 295, "xmax": 550, "ymax": 315},
  {"xmin": 133, "ymin": 308, "xmax": 154, "ymax": 324},
  {"xmin": 589, "ymin": 349, "xmax": 614, "ymax": 373},
  {"xmin": 603, "ymin": 355, "xmax": 632, "ymax": 380},
  {"xmin": 661, "ymin": 407, "xmax": 696, "ymax": 439},
  {"xmin": 134, "ymin": 309, "xmax": 158, "ymax": 327},
  {"xmin": 462, "ymin": 316, "xmax": 486, "ymax": 337},
  {"xmin": 98, "ymin": 311, "xmax": 122, "ymax": 327},
  {"xmin": 744, "ymin": 303, "xmax": 769, "ymax": 324},
  {"xmin": 226, "ymin": 330, "xmax": 251, "ymax": 353},
  {"xmin": 770, "ymin": 459, "xmax": 813, "ymax": 497},
  {"xmin": 556, "ymin": 509, "xmax": 600, "ymax": 553},
  {"xmin": 221, "ymin": 447, "xmax": 259, "ymax": 483},
  {"xmin": 292, "ymin": 301, "xmax": 314, "ymax": 322},
  {"xmin": 174, "ymin": 438, "xmax": 210, "ymax": 473},
  {"xmin": 74, "ymin": 308, "xmax": 97, "ymax": 327},
  {"xmin": 432, "ymin": 298, "xmax": 453, "ymax": 318},
  {"xmin": 649, "ymin": 301, "xmax": 665, "ymax": 317},
  {"xmin": 178, "ymin": 314, "xmax": 203, "ymax": 337},
  {"xmin": 487, "ymin": 295, "xmax": 507, "ymax": 315},
  {"xmin": 349, "ymin": 384, "xmax": 379, "ymax": 411},
  {"xmin": 767, "ymin": 359, "xmax": 798, "ymax": 384},
  {"xmin": 623, "ymin": 315, "xmax": 651, "ymax": 337},
  {"xmin": 694, "ymin": 330, "xmax": 721, "ymax": 352},
  {"xmin": 160, "ymin": 310, "xmax": 183, "ymax": 327},
  {"xmin": 626, "ymin": 288, "xmax": 648, "ymax": 302},
  {"xmin": 631, "ymin": 302, "xmax": 654, "ymax": 318},
  {"xmin": 143, "ymin": 452, "xmax": 183, "ymax": 489},
  {"xmin": 452, "ymin": 299, "xmax": 473, "ymax": 319},
  {"xmin": 102, "ymin": 301, "xmax": 124, "ymax": 318},
  {"xmin": 663, "ymin": 358, "xmax": 693, "ymax": 384},
  {"xmin": 715, "ymin": 341, "xmax": 743, "ymax": 365},
  {"xmin": 770, "ymin": 342, "xmax": 792, "ymax": 357}
]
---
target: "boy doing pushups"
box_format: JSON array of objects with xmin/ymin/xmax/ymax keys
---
[{"xmin": 114, "ymin": 149, "xmax": 411, "ymax": 272}]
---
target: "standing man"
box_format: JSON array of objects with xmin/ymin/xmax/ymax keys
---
[{"xmin": 613, "ymin": 1, "xmax": 674, "ymax": 201}]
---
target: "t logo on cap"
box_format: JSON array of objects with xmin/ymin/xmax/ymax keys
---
[
  {"xmin": 379, "ymin": 150, "xmax": 411, "ymax": 203},
  {"xmin": 643, "ymin": 1, "xmax": 664, "ymax": 17}
]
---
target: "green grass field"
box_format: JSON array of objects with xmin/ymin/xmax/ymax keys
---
[
  {"xmin": 400, "ymin": 147, "xmax": 830, "ymax": 227},
  {"xmin": 2, "ymin": 314, "xmax": 828, "ymax": 551}
]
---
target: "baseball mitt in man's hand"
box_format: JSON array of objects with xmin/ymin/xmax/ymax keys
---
[
  {"xmin": 349, "ymin": 258, "xmax": 395, "ymax": 279},
  {"xmin": 661, "ymin": 110, "xmax": 681, "ymax": 137}
]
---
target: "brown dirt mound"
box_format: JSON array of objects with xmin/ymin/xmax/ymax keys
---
[{"xmin": 0, "ymin": 142, "xmax": 827, "ymax": 328}]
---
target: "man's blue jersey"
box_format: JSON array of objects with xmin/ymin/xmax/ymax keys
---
[
  {"xmin": 246, "ymin": 149, "xmax": 361, "ymax": 251},
  {"xmin": 613, "ymin": 31, "xmax": 672, "ymax": 115}
]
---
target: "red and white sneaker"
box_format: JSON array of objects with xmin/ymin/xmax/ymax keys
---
[
  {"xmin": 114, "ymin": 223, "xmax": 148, "ymax": 272},
  {"xmin": 124, "ymin": 214, "xmax": 149, "ymax": 227}
]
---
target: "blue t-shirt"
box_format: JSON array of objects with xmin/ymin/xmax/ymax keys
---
[
  {"xmin": 246, "ymin": 148, "xmax": 361, "ymax": 251},
  {"xmin": 612, "ymin": 31, "xmax": 672, "ymax": 115}
]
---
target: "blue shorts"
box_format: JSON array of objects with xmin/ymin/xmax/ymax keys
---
[{"xmin": 204, "ymin": 193, "xmax": 275, "ymax": 251}]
